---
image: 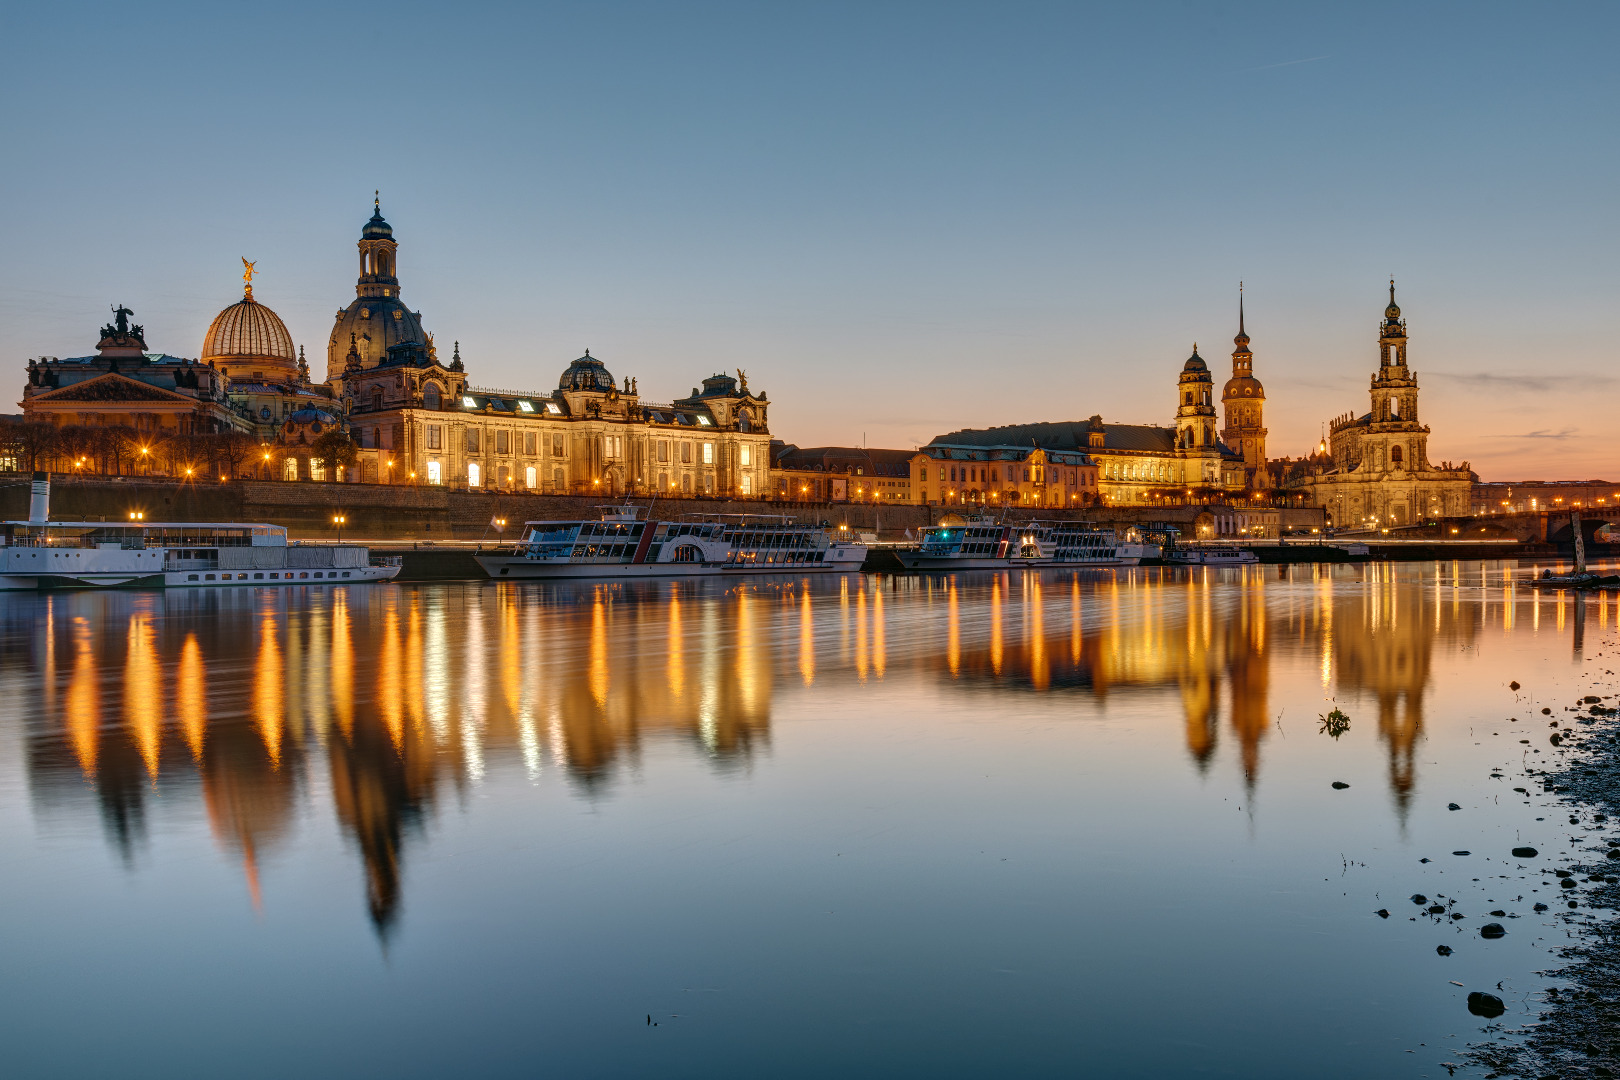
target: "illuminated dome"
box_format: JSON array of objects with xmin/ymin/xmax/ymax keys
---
[
  {"xmin": 202, "ymin": 297, "xmax": 298, "ymax": 378},
  {"xmin": 558, "ymin": 350, "xmax": 616, "ymax": 392},
  {"xmin": 1182, "ymin": 347, "xmax": 1208, "ymax": 373}
]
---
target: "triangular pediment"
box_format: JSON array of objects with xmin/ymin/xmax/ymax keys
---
[{"xmin": 32, "ymin": 372, "xmax": 195, "ymax": 404}]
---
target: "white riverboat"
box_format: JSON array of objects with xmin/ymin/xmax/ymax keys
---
[
  {"xmin": 0, "ymin": 475, "xmax": 401, "ymax": 590},
  {"xmin": 476, "ymin": 509, "xmax": 730, "ymax": 579},
  {"xmin": 894, "ymin": 517, "xmax": 1156, "ymax": 570},
  {"xmin": 706, "ymin": 515, "xmax": 868, "ymax": 575},
  {"xmin": 1164, "ymin": 543, "xmax": 1259, "ymax": 566},
  {"xmin": 476, "ymin": 508, "xmax": 868, "ymax": 580}
]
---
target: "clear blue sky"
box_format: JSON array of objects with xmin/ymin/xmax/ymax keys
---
[{"xmin": 2, "ymin": 2, "xmax": 1614, "ymax": 479}]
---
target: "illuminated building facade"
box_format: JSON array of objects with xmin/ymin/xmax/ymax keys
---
[
  {"xmin": 927, "ymin": 345, "xmax": 1245, "ymax": 506},
  {"xmin": 1220, "ymin": 290, "xmax": 1269, "ymax": 489},
  {"xmin": 20, "ymin": 306, "xmax": 245, "ymax": 436}
]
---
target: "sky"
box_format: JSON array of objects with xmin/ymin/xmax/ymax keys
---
[{"xmin": 1, "ymin": 1, "xmax": 1614, "ymax": 480}]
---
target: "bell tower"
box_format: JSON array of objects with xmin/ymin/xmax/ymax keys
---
[
  {"xmin": 1371, "ymin": 279, "xmax": 1419, "ymax": 426},
  {"xmin": 1175, "ymin": 345, "xmax": 1217, "ymax": 450},
  {"xmin": 1220, "ymin": 286, "xmax": 1269, "ymax": 486},
  {"xmin": 356, "ymin": 192, "xmax": 400, "ymax": 300}
]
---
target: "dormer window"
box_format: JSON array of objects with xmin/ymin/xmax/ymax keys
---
[
  {"xmin": 697, "ymin": 415, "xmax": 712, "ymax": 426},
  {"xmin": 545, "ymin": 402, "xmax": 562, "ymax": 415},
  {"xmin": 518, "ymin": 401, "xmax": 534, "ymax": 412},
  {"xmin": 462, "ymin": 396, "xmax": 477, "ymax": 408}
]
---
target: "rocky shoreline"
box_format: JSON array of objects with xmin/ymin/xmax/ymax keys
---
[{"xmin": 1465, "ymin": 665, "xmax": 1620, "ymax": 1079}]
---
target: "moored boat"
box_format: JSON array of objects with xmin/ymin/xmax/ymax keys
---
[
  {"xmin": 1164, "ymin": 543, "xmax": 1259, "ymax": 566},
  {"xmin": 0, "ymin": 475, "xmax": 401, "ymax": 590},
  {"xmin": 894, "ymin": 517, "xmax": 1155, "ymax": 570},
  {"xmin": 475, "ymin": 508, "xmax": 730, "ymax": 579}
]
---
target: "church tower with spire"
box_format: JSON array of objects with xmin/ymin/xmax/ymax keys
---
[
  {"xmin": 325, "ymin": 195, "xmax": 431, "ymax": 383},
  {"xmin": 1220, "ymin": 285, "xmax": 1269, "ymax": 489}
]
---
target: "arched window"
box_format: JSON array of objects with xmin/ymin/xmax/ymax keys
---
[
  {"xmin": 423, "ymin": 383, "xmax": 441, "ymax": 410},
  {"xmin": 1391, "ymin": 444, "xmax": 1404, "ymax": 468},
  {"xmin": 372, "ymin": 389, "xmax": 383, "ymax": 412}
]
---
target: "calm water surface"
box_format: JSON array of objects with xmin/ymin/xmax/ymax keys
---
[{"xmin": 2, "ymin": 563, "xmax": 1616, "ymax": 1078}]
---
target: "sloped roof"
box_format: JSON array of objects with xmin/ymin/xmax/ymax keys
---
[{"xmin": 29, "ymin": 372, "xmax": 195, "ymax": 404}]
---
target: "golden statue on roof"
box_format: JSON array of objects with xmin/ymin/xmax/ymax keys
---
[{"xmin": 242, "ymin": 257, "xmax": 257, "ymax": 301}]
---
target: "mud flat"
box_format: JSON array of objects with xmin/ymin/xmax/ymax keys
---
[{"xmin": 1466, "ymin": 657, "xmax": 1620, "ymax": 1079}]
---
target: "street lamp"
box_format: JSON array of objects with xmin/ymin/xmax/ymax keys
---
[{"xmin": 333, "ymin": 514, "xmax": 346, "ymax": 543}]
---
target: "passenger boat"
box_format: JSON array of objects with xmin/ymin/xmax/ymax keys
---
[
  {"xmin": 894, "ymin": 517, "xmax": 1156, "ymax": 570},
  {"xmin": 706, "ymin": 514, "xmax": 868, "ymax": 574},
  {"xmin": 475, "ymin": 508, "xmax": 867, "ymax": 580},
  {"xmin": 475, "ymin": 508, "xmax": 729, "ymax": 579},
  {"xmin": 1164, "ymin": 543, "xmax": 1259, "ymax": 566},
  {"xmin": 0, "ymin": 474, "xmax": 401, "ymax": 590}
]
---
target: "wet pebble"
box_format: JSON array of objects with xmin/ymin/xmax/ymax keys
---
[
  {"xmin": 1468, "ymin": 991, "xmax": 1506, "ymax": 1018},
  {"xmin": 1411, "ymin": 894, "xmax": 1428, "ymax": 905},
  {"xmin": 1437, "ymin": 945, "xmax": 1453, "ymax": 956},
  {"xmin": 1331, "ymin": 781, "xmax": 1350, "ymax": 790},
  {"xmin": 1512, "ymin": 846, "xmax": 1538, "ymax": 858},
  {"xmin": 1452, "ymin": 850, "xmax": 1472, "ymax": 856},
  {"xmin": 1375, "ymin": 909, "xmax": 1390, "ymax": 919},
  {"xmin": 1480, "ymin": 923, "xmax": 1507, "ymax": 939},
  {"xmin": 1428, "ymin": 904, "xmax": 1447, "ymax": 915},
  {"xmin": 1448, "ymin": 802, "xmax": 1462, "ymax": 811},
  {"xmin": 1534, "ymin": 902, "xmax": 1549, "ymax": 912}
]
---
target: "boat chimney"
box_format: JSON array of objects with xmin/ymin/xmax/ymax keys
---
[{"xmin": 28, "ymin": 472, "xmax": 49, "ymax": 523}]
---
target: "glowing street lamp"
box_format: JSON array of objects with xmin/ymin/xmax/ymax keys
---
[{"xmin": 333, "ymin": 514, "xmax": 346, "ymax": 543}]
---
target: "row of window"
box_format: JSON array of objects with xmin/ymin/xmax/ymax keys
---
[
  {"xmin": 185, "ymin": 571, "xmax": 354, "ymax": 581},
  {"xmin": 926, "ymin": 465, "xmax": 1086, "ymax": 485}
]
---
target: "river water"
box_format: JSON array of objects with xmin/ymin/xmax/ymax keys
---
[{"xmin": 1, "ymin": 562, "xmax": 1616, "ymax": 1079}]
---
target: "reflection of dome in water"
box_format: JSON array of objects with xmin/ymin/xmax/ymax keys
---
[{"xmin": 203, "ymin": 298, "xmax": 297, "ymax": 377}]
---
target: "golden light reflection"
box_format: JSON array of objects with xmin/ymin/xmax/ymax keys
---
[
  {"xmin": 947, "ymin": 578, "xmax": 960, "ymax": 677},
  {"xmin": 667, "ymin": 586, "xmax": 685, "ymax": 699},
  {"xmin": 799, "ymin": 588, "xmax": 815, "ymax": 686},
  {"xmin": 589, "ymin": 592, "xmax": 610, "ymax": 707},
  {"xmin": 990, "ymin": 575, "xmax": 1003, "ymax": 676},
  {"xmin": 872, "ymin": 581, "xmax": 886, "ymax": 680},
  {"xmin": 331, "ymin": 590, "xmax": 354, "ymax": 739},
  {"xmin": 377, "ymin": 598, "xmax": 404, "ymax": 750},
  {"xmin": 854, "ymin": 584, "xmax": 868, "ymax": 680},
  {"xmin": 178, "ymin": 633, "xmax": 207, "ymax": 761},
  {"xmin": 254, "ymin": 611, "xmax": 284, "ymax": 768},
  {"xmin": 66, "ymin": 615, "xmax": 98, "ymax": 777},
  {"xmin": 124, "ymin": 609, "xmax": 161, "ymax": 778}
]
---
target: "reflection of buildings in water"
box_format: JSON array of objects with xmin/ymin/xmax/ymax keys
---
[{"xmin": 1327, "ymin": 563, "xmax": 1481, "ymax": 811}]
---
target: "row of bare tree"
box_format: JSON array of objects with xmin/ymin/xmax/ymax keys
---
[{"xmin": 0, "ymin": 421, "xmax": 357, "ymax": 480}]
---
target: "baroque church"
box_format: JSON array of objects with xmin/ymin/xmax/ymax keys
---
[{"xmin": 1287, "ymin": 283, "xmax": 1473, "ymax": 527}]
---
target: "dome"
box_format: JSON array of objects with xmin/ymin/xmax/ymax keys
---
[
  {"xmin": 558, "ymin": 351, "xmax": 616, "ymax": 392},
  {"xmin": 1223, "ymin": 375, "xmax": 1265, "ymax": 398},
  {"xmin": 1182, "ymin": 347, "xmax": 1208, "ymax": 373},
  {"xmin": 202, "ymin": 298, "xmax": 297, "ymax": 373},
  {"xmin": 362, "ymin": 208, "xmax": 393, "ymax": 240},
  {"xmin": 287, "ymin": 407, "xmax": 340, "ymax": 426},
  {"xmin": 325, "ymin": 296, "xmax": 427, "ymax": 380}
]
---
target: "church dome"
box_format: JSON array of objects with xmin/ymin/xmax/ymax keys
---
[
  {"xmin": 202, "ymin": 298, "xmax": 297, "ymax": 374},
  {"xmin": 326, "ymin": 297, "xmax": 427, "ymax": 380},
  {"xmin": 558, "ymin": 351, "xmax": 615, "ymax": 392},
  {"xmin": 1223, "ymin": 375, "xmax": 1265, "ymax": 398},
  {"xmin": 362, "ymin": 208, "xmax": 393, "ymax": 240},
  {"xmin": 1182, "ymin": 347, "xmax": 1209, "ymax": 373}
]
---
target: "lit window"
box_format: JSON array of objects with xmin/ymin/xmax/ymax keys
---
[
  {"xmin": 468, "ymin": 463, "xmax": 481, "ymax": 487},
  {"xmin": 697, "ymin": 415, "xmax": 712, "ymax": 426},
  {"xmin": 702, "ymin": 442, "xmax": 714, "ymax": 465},
  {"xmin": 740, "ymin": 445, "xmax": 752, "ymax": 466},
  {"xmin": 545, "ymin": 402, "xmax": 562, "ymax": 415},
  {"xmin": 427, "ymin": 461, "xmax": 442, "ymax": 484},
  {"xmin": 518, "ymin": 401, "xmax": 534, "ymax": 412},
  {"xmin": 462, "ymin": 396, "xmax": 477, "ymax": 408}
]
